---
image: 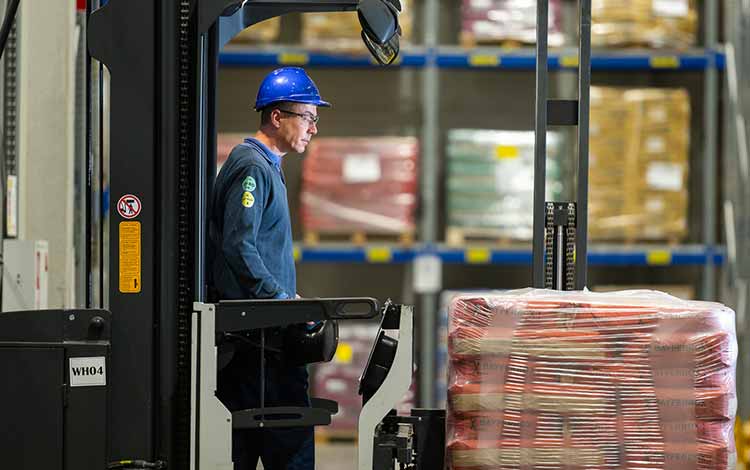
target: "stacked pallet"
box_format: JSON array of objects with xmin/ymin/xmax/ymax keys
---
[
  {"xmin": 445, "ymin": 130, "xmax": 562, "ymax": 244},
  {"xmin": 460, "ymin": 0, "xmax": 564, "ymax": 47},
  {"xmin": 589, "ymin": 87, "xmax": 690, "ymax": 242},
  {"xmin": 301, "ymin": 137, "xmax": 419, "ymax": 242},
  {"xmin": 446, "ymin": 289, "xmax": 737, "ymax": 470},
  {"xmin": 302, "ymin": 0, "xmax": 413, "ymax": 52},
  {"xmin": 592, "ymin": 0, "xmax": 697, "ymax": 48}
]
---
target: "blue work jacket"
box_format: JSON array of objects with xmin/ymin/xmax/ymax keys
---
[{"xmin": 208, "ymin": 137, "xmax": 296, "ymax": 300}]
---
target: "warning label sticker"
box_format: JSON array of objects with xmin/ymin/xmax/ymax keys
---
[
  {"xmin": 119, "ymin": 221, "xmax": 141, "ymax": 293},
  {"xmin": 117, "ymin": 194, "xmax": 142, "ymax": 219}
]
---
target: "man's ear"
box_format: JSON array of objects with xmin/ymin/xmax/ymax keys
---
[{"xmin": 269, "ymin": 108, "xmax": 283, "ymax": 129}]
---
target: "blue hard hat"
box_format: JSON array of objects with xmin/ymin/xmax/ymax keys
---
[{"xmin": 254, "ymin": 67, "xmax": 331, "ymax": 111}]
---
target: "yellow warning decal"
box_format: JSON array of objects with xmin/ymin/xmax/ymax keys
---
[
  {"xmin": 366, "ymin": 247, "xmax": 392, "ymax": 263},
  {"xmin": 650, "ymin": 56, "xmax": 680, "ymax": 69},
  {"xmin": 647, "ymin": 250, "xmax": 673, "ymax": 266},
  {"xmin": 560, "ymin": 55, "xmax": 579, "ymax": 68},
  {"xmin": 278, "ymin": 52, "xmax": 309, "ymax": 65},
  {"xmin": 469, "ymin": 54, "xmax": 500, "ymax": 67},
  {"xmin": 465, "ymin": 248, "xmax": 491, "ymax": 264},
  {"xmin": 334, "ymin": 342, "xmax": 353, "ymax": 364},
  {"xmin": 119, "ymin": 221, "xmax": 142, "ymax": 293},
  {"xmin": 495, "ymin": 145, "xmax": 519, "ymax": 159}
]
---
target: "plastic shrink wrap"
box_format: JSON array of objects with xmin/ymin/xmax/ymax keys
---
[
  {"xmin": 446, "ymin": 289, "xmax": 737, "ymax": 470},
  {"xmin": 301, "ymin": 137, "xmax": 419, "ymax": 237}
]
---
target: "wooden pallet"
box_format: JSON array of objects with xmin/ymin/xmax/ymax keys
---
[
  {"xmin": 303, "ymin": 230, "xmax": 415, "ymax": 246},
  {"xmin": 445, "ymin": 227, "xmax": 522, "ymax": 247},
  {"xmin": 315, "ymin": 428, "xmax": 358, "ymax": 444}
]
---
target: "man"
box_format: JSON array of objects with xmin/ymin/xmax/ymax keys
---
[{"xmin": 207, "ymin": 67, "xmax": 329, "ymax": 469}]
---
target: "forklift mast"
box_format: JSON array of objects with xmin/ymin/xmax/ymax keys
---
[{"xmin": 532, "ymin": 0, "xmax": 592, "ymax": 291}]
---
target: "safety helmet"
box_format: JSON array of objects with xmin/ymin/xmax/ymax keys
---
[{"xmin": 254, "ymin": 67, "xmax": 331, "ymax": 111}]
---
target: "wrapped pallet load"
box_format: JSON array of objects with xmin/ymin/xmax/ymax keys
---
[
  {"xmin": 592, "ymin": 0, "xmax": 697, "ymax": 48},
  {"xmin": 589, "ymin": 87, "xmax": 690, "ymax": 242},
  {"xmin": 446, "ymin": 130, "xmax": 563, "ymax": 244},
  {"xmin": 302, "ymin": 0, "xmax": 413, "ymax": 52},
  {"xmin": 446, "ymin": 289, "xmax": 737, "ymax": 470},
  {"xmin": 460, "ymin": 0, "xmax": 564, "ymax": 47},
  {"xmin": 301, "ymin": 137, "xmax": 419, "ymax": 242}
]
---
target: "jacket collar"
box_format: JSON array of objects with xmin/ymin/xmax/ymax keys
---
[{"xmin": 244, "ymin": 137, "xmax": 282, "ymax": 171}]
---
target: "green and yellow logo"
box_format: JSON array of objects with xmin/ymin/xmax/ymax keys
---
[
  {"xmin": 242, "ymin": 176, "xmax": 256, "ymax": 192},
  {"xmin": 241, "ymin": 191, "xmax": 255, "ymax": 208}
]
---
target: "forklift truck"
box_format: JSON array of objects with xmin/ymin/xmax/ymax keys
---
[{"xmin": 0, "ymin": 0, "xmax": 592, "ymax": 468}]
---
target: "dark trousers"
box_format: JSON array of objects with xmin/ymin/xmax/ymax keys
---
[{"xmin": 217, "ymin": 349, "xmax": 314, "ymax": 470}]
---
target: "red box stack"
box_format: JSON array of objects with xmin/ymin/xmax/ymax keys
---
[
  {"xmin": 301, "ymin": 137, "xmax": 419, "ymax": 238},
  {"xmin": 447, "ymin": 289, "xmax": 737, "ymax": 470}
]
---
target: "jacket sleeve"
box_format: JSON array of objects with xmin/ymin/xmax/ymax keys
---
[{"xmin": 221, "ymin": 164, "xmax": 285, "ymax": 299}]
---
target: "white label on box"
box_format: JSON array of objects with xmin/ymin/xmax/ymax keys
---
[
  {"xmin": 653, "ymin": 0, "xmax": 689, "ymax": 17},
  {"xmin": 646, "ymin": 162, "xmax": 684, "ymax": 191},
  {"xmin": 69, "ymin": 357, "xmax": 107, "ymax": 387},
  {"xmin": 326, "ymin": 378, "xmax": 347, "ymax": 393},
  {"xmin": 648, "ymin": 106, "xmax": 669, "ymax": 123},
  {"xmin": 646, "ymin": 136, "xmax": 667, "ymax": 154},
  {"xmin": 413, "ymin": 254, "xmax": 442, "ymax": 294},
  {"xmin": 645, "ymin": 198, "xmax": 666, "ymax": 213},
  {"xmin": 342, "ymin": 153, "xmax": 381, "ymax": 184}
]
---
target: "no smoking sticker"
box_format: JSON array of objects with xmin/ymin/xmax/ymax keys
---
[{"xmin": 117, "ymin": 194, "xmax": 142, "ymax": 219}]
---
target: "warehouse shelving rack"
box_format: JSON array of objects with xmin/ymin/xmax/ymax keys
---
[
  {"xmin": 220, "ymin": 45, "xmax": 725, "ymax": 71},
  {"xmin": 217, "ymin": 2, "xmax": 724, "ymax": 408}
]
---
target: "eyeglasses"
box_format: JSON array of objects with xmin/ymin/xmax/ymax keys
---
[{"xmin": 278, "ymin": 109, "xmax": 320, "ymax": 126}]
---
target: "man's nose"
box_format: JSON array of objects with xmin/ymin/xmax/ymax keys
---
[{"xmin": 308, "ymin": 122, "xmax": 318, "ymax": 135}]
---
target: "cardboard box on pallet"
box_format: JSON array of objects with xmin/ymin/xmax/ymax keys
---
[
  {"xmin": 589, "ymin": 87, "xmax": 690, "ymax": 242},
  {"xmin": 301, "ymin": 137, "xmax": 419, "ymax": 238},
  {"xmin": 445, "ymin": 130, "xmax": 562, "ymax": 241},
  {"xmin": 301, "ymin": 0, "xmax": 413, "ymax": 52},
  {"xmin": 460, "ymin": 0, "xmax": 564, "ymax": 46},
  {"xmin": 592, "ymin": 0, "xmax": 697, "ymax": 48}
]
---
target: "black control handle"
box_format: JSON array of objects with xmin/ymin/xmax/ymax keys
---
[{"xmin": 323, "ymin": 297, "xmax": 379, "ymax": 320}]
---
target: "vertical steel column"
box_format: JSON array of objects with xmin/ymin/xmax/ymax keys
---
[
  {"xmin": 75, "ymin": 10, "xmax": 87, "ymax": 307},
  {"xmin": 196, "ymin": 33, "xmax": 208, "ymax": 302},
  {"xmin": 157, "ymin": 0, "xmax": 180, "ymax": 464},
  {"xmin": 703, "ymin": 0, "xmax": 718, "ymax": 300},
  {"xmin": 532, "ymin": 0, "xmax": 549, "ymax": 288},
  {"xmin": 419, "ymin": 0, "xmax": 439, "ymax": 408},
  {"xmin": 575, "ymin": 0, "xmax": 591, "ymax": 290}
]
